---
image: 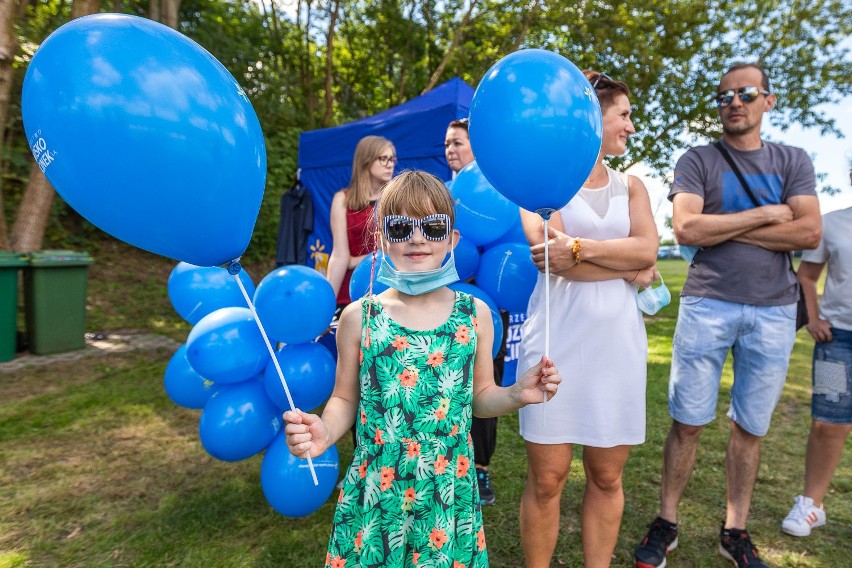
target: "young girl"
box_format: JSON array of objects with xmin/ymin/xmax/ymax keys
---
[{"xmin": 284, "ymin": 170, "xmax": 561, "ymax": 568}]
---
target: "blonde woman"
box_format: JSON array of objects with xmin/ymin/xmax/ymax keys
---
[{"xmin": 326, "ymin": 135, "xmax": 396, "ymax": 308}]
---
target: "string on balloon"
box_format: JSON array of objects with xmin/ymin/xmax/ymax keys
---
[
  {"xmin": 226, "ymin": 258, "xmax": 319, "ymax": 486},
  {"xmin": 535, "ymin": 207, "xmax": 556, "ymax": 424}
]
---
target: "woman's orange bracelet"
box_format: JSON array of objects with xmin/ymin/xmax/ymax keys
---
[{"xmin": 571, "ymin": 238, "xmax": 582, "ymax": 263}]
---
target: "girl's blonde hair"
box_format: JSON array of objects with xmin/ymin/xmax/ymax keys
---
[
  {"xmin": 376, "ymin": 170, "xmax": 455, "ymax": 228},
  {"xmin": 345, "ymin": 135, "xmax": 395, "ymax": 211}
]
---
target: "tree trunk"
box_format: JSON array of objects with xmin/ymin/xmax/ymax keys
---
[
  {"xmin": 10, "ymin": 0, "xmax": 101, "ymax": 252},
  {"xmin": 321, "ymin": 0, "xmax": 340, "ymax": 128},
  {"xmin": 161, "ymin": 0, "xmax": 180, "ymax": 29},
  {"xmin": 299, "ymin": 0, "xmax": 316, "ymax": 128},
  {"xmin": 0, "ymin": 0, "xmax": 28, "ymax": 250},
  {"xmin": 422, "ymin": 0, "xmax": 478, "ymax": 94}
]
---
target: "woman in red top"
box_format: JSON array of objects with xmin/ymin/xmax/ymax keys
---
[{"xmin": 327, "ymin": 135, "xmax": 397, "ymax": 308}]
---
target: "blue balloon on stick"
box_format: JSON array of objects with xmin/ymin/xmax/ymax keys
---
[
  {"xmin": 186, "ymin": 307, "xmax": 269, "ymax": 384},
  {"xmin": 488, "ymin": 211, "xmax": 527, "ymax": 247},
  {"xmin": 349, "ymin": 252, "xmax": 389, "ymax": 301},
  {"xmin": 254, "ymin": 265, "xmax": 336, "ymax": 345},
  {"xmin": 264, "ymin": 342, "xmax": 336, "ymax": 413},
  {"xmin": 21, "ymin": 14, "xmax": 266, "ymax": 266},
  {"xmin": 261, "ymin": 434, "xmax": 339, "ymax": 517},
  {"xmin": 163, "ymin": 344, "xmax": 220, "ymax": 409},
  {"xmin": 475, "ymin": 242, "xmax": 538, "ymax": 313},
  {"xmin": 168, "ymin": 262, "xmax": 255, "ymax": 325},
  {"xmin": 450, "ymin": 235, "xmax": 480, "ymax": 281},
  {"xmin": 450, "ymin": 161, "xmax": 515, "ymax": 246},
  {"xmin": 199, "ymin": 380, "xmax": 281, "ymax": 462},
  {"xmin": 469, "ymin": 49, "xmax": 602, "ymax": 214}
]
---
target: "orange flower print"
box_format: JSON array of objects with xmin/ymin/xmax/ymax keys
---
[
  {"xmin": 338, "ymin": 488, "xmax": 344, "ymax": 502},
  {"xmin": 435, "ymin": 408, "xmax": 446, "ymax": 420},
  {"xmin": 392, "ymin": 335, "xmax": 410, "ymax": 351},
  {"xmin": 359, "ymin": 350, "xmax": 363, "ymax": 364},
  {"xmin": 453, "ymin": 562, "xmax": 467, "ymax": 568},
  {"xmin": 406, "ymin": 441, "xmax": 421, "ymax": 458},
  {"xmin": 360, "ymin": 409, "xmax": 367, "ymax": 424},
  {"xmin": 404, "ymin": 487, "xmax": 416, "ymax": 502},
  {"xmin": 325, "ymin": 552, "xmax": 331, "ymax": 567},
  {"xmin": 471, "ymin": 315, "xmax": 479, "ymax": 332},
  {"xmin": 354, "ymin": 531, "xmax": 363, "ymax": 553},
  {"xmin": 364, "ymin": 328, "xmax": 371, "ymax": 348},
  {"xmin": 450, "ymin": 424, "xmax": 459, "ymax": 437},
  {"xmin": 434, "ymin": 454, "xmax": 449, "ymax": 474},
  {"xmin": 398, "ymin": 368, "xmax": 418, "ymax": 388},
  {"xmin": 380, "ymin": 466, "xmax": 395, "ymax": 491},
  {"xmin": 412, "ymin": 552, "xmax": 420, "ymax": 565},
  {"xmin": 429, "ymin": 528, "xmax": 449, "ymax": 550},
  {"xmin": 330, "ymin": 556, "xmax": 346, "ymax": 568},
  {"xmin": 454, "ymin": 324, "xmax": 471, "ymax": 345},
  {"xmin": 359, "ymin": 460, "xmax": 367, "ymax": 478},
  {"xmin": 427, "ymin": 351, "xmax": 444, "ymax": 367},
  {"xmin": 456, "ymin": 454, "xmax": 470, "ymax": 478},
  {"xmin": 477, "ymin": 526, "xmax": 486, "ymax": 551},
  {"xmin": 375, "ymin": 427, "xmax": 385, "ymax": 445}
]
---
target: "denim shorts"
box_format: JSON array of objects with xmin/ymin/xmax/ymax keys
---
[
  {"xmin": 669, "ymin": 296, "xmax": 797, "ymax": 436},
  {"xmin": 812, "ymin": 327, "xmax": 852, "ymax": 424}
]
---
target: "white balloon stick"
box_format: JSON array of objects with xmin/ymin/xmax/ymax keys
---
[{"xmin": 232, "ymin": 271, "xmax": 319, "ymax": 487}]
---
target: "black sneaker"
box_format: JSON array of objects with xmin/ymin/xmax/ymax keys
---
[
  {"xmin": 634, "ymin": 517, "xmax": 679, "ymax": 568},
  {"xmin": 475, "ymin": 466, "xmax": 495, "ymax": 506},
  {"xmin": 718, "ymin": 526, "xmax": 770, "ymax": 567}
]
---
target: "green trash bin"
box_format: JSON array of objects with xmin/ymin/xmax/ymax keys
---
[
  {"xmin": 0, "ymin": 251, "xmax": 28, "ymax": 362},
  {"xmin": 24, "ymin": 250, "xmax": 94, "ymax": 355}
]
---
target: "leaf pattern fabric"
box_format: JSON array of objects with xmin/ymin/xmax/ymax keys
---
[{"xmin": 325, "ymin": 291, "xmax": 487, "ymax": 568}]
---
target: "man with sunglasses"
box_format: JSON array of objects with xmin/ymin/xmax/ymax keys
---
[{"xmin": 634, "ymin": 62, "xmax": 822, "ymax": 568}]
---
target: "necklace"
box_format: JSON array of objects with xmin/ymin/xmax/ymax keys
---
[{"xmin": 585, "ymin": 165, "xmax": 606, "ymax": 187}]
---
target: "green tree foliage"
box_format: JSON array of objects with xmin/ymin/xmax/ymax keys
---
[{"xmin": 1, "ymin": 0, "xmax": 849, "ymax": 258}]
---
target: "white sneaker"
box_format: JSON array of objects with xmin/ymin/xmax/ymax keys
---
[{"xmin": 782, "ymin": 495, "xmax": 826, "ymax": 537}]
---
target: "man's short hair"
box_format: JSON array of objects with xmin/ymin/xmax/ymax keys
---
[{"xmin": 722, "ymin": 62, "xmax": 771, "ymax": 91}]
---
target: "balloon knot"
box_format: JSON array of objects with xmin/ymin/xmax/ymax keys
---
[
  {"xmin": 536, "ymin": 208, "xmax": 556, "ymax": 220},
  {"xmin": 226, "ymin": 260, "xmax": 242, "ymax": 275}
]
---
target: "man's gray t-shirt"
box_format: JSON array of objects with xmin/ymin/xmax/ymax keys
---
[{"xmin": 669, "ymin": 139, "xmax": 816, "ymax": 306}]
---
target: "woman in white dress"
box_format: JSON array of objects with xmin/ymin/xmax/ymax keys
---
[{"xmin": 517, "ymin": 72, "xmax": 660, "ymax": 568}]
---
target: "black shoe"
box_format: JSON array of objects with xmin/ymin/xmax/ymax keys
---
[
  {"xmin": 634, "ymin": 517, "xmax": 679, "ymax": 568},
  {"xmin": 475, "ymin": 466, "xmax": 495, "ymax": 506},
  {"xmin": 718, "ymin": 526, "xmax": 770, "ymax": 567}
]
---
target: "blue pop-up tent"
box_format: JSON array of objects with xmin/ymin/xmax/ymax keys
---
[{"xmin": 297, "ymin": 77, "xmax": 474, "ymax": 271}]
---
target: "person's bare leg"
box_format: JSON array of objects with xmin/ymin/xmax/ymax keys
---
[
  {"xmin": 803, "ymin": 420, "xmax": 852, "ymax": 505},
  {"xmin": 659, "ymin": 421, "xmax": 704, "ymax": 523},
  {"xmin": 724, "ymin": 420, "xmax": 761, "ymax": 529},
  {"xmin": 521, "ymin": 442, "xmax": 573, "ymax": 568},
  {"xmin": 581, "ymin": 445, "xmax": 631, "ymax": 568}
]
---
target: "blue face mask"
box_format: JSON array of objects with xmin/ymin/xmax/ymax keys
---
[
  {"xmin": 680, "ymin": 245, "xmax": 699, "ymax": 264},
  {"xmin": 636, "ymin": 275, "xmax": 672, "ymax": 315},
  {"xmin": 376, "ymin": 241, "xmax": 460, "ymax": 296}
]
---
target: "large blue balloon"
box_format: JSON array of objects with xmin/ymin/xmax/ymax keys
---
[
  {"xmin": 261, "ymin": 435, "xmax": 339, "ymax": 518},
  {"xmin": 264, "ymin": 343, "xmax": 336, "ymax": 413},
  {"xmin": 450, "ymin": 235, "xmax": 481, "ymax": 281},
  {"xmin": 475, "ymin": 242, "xmax": 538, "ymax": 313},
  {"xmin": 168, "ymin": 262, "xmax": 255, "ymax": 325},
  {"xmin": 163, "ymin": 344, "xmax": 220, "ymax": 409},
  {"xmin": 199, "ymin": 380, "xmax": 281, "ymax": 462},
  {"xmin": 450, "ymin": 161, "xmax": 516, "ymax": 246},
  {"xmin": 21, "ymin": 14, "xmax": 266, "ymax": 266},
  {"xmin": 254, "ymin": 266, "xmax": 336, "ymax": 344},
  {"xmin": 349, "ymin": 252, "xmax": 389, "ymax": 301},
  {"xmin": 469, "ymin": 49, "xmax": 602, "ymax": 214},
  {"xmin": 186, "ymin": 307, "xmax": 269, "ymax": 384},
  {"xmin": 488, "ymin": 211, "xmax": 527, "ymax": 247}
]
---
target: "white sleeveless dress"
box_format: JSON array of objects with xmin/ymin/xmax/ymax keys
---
[{"xmin": 517, "ymin": 168, "xmax": 647, "ymax": 447}]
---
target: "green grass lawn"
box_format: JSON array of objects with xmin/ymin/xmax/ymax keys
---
[{"xmin": 1, "ymin": 251, "xmax": 849, "ymax": 567}]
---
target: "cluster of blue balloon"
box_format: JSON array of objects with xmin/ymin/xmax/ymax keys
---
[
  {"xmin": 165, "ymin": 262, "xmax": 340, "ymax": 516},
  {"xmin": 23, "ymin": 13, "xmax": 344, "ymax": 518}
]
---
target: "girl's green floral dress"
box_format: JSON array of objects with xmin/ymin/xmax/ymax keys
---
[{"xmin": 325, "ymin": 291, "xmax": 487, "ymax": 568}]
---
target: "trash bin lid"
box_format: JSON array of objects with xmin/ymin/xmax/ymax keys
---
[
  {"xmin": 0, "ymin": 250, "xmax": 28, "ymax": 267},
  {"xmin": 27, "ymin": 249, "xmax": 94, "ymax": 267}
]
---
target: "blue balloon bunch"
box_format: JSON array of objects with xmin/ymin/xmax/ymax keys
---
[{"xmin": 165, "ymin": 262, "xmax": 340, "ymax": 516}]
